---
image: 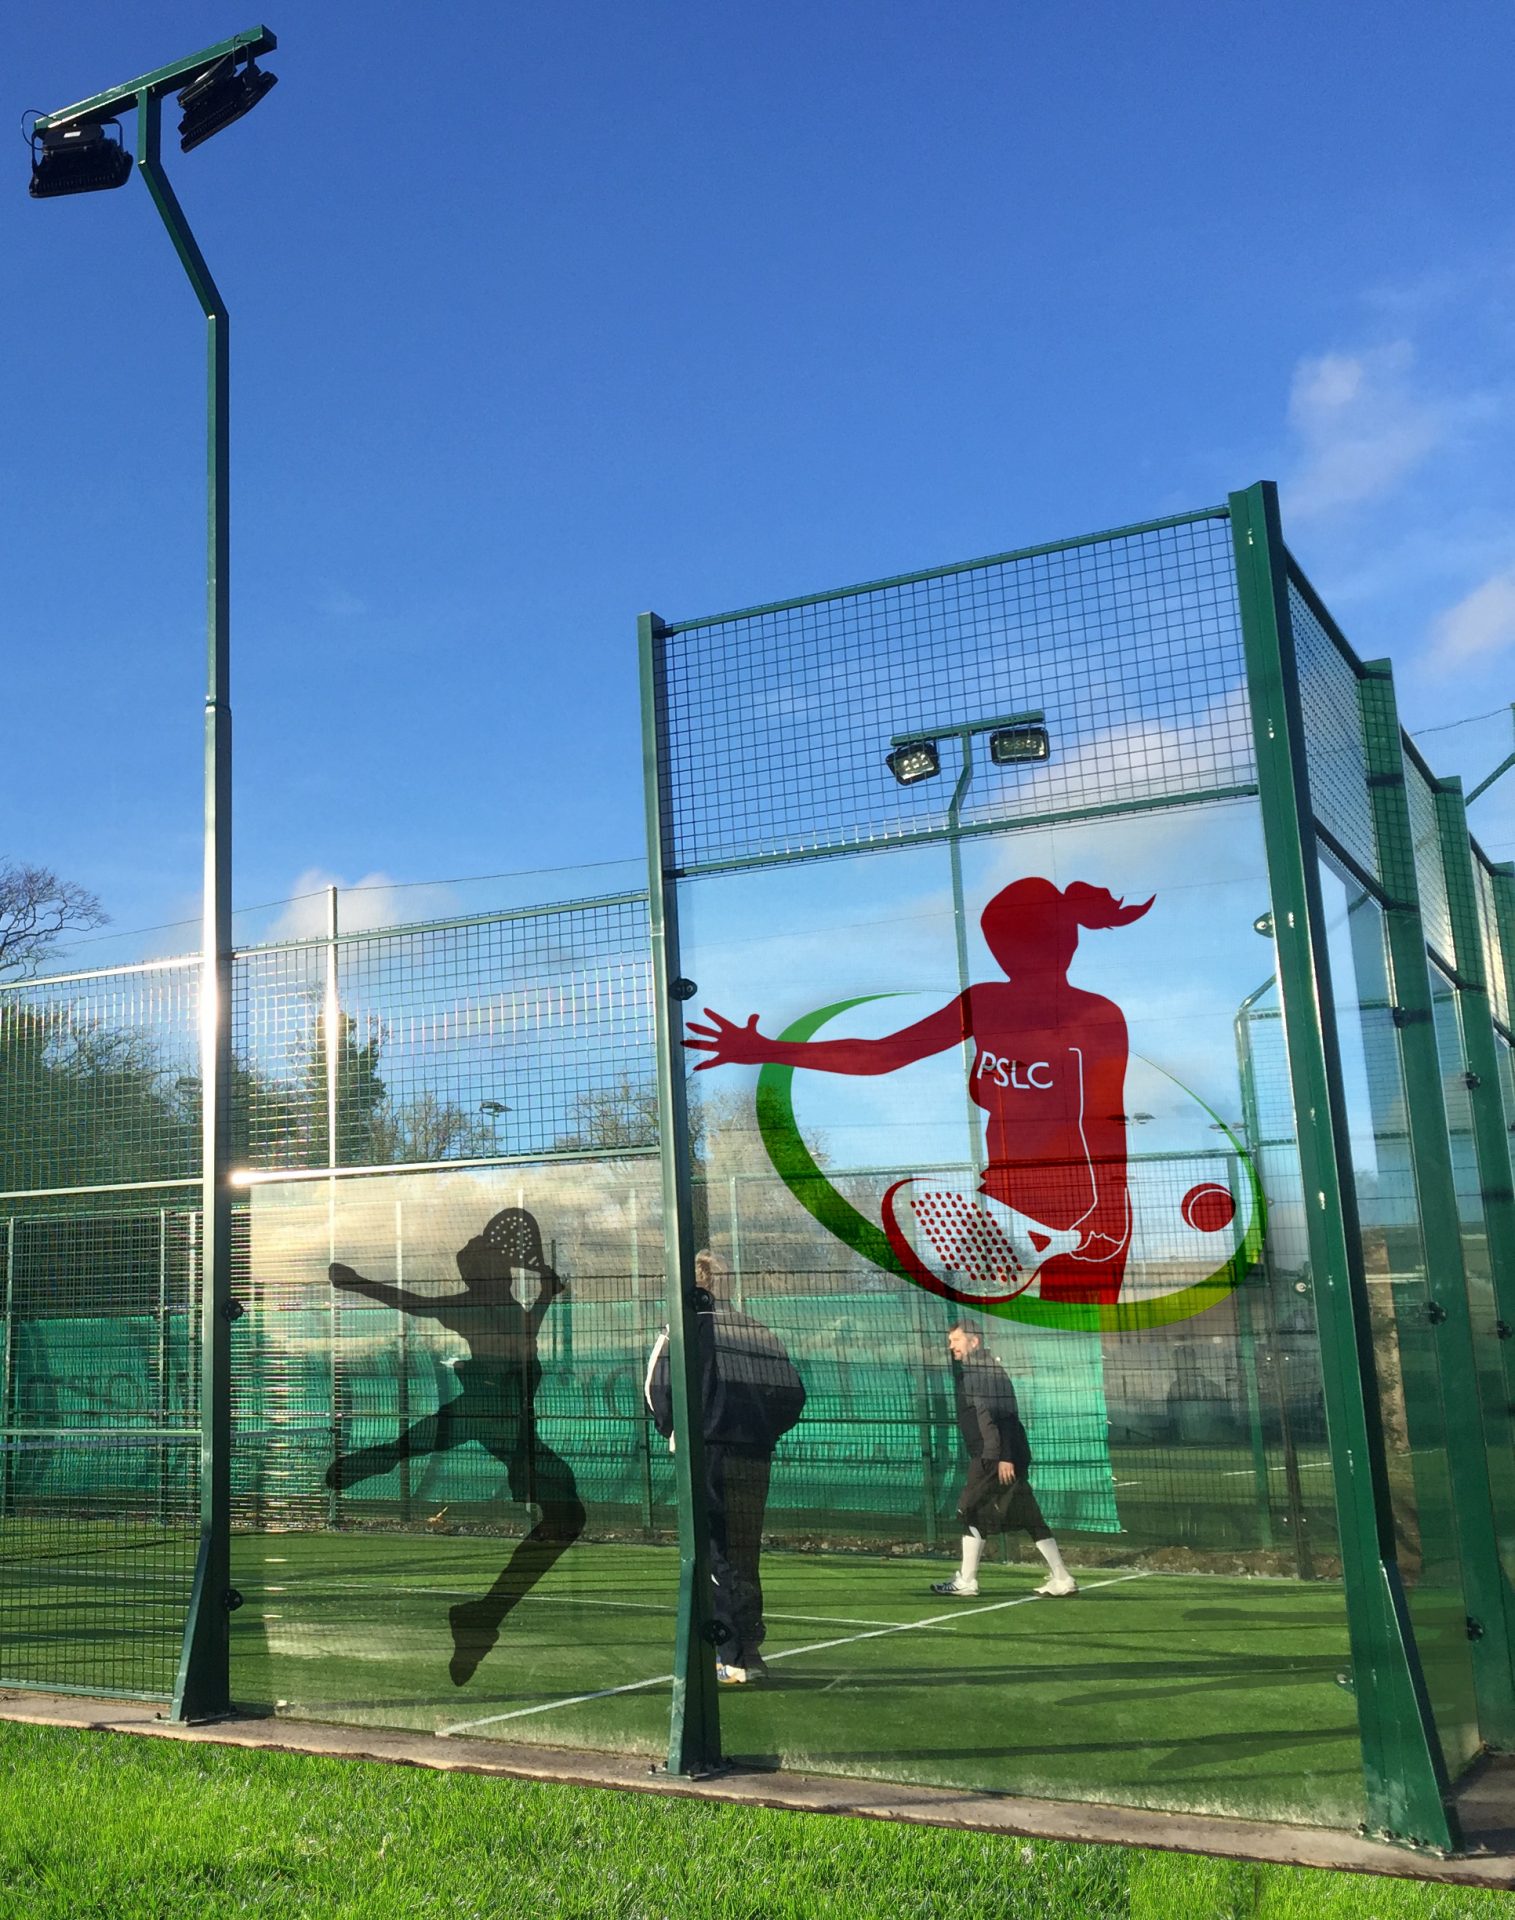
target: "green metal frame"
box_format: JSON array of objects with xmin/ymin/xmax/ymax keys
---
[
  {"xmin": 1435, "ymin": 788, "xmax": 1515, "ymax": 1339},
  {"xmin": 33, "ymin": 26, "xmax": 278, "ymax": 1721},
  {"xmin": 1229, "ymin": 483, "xmax": 1457, "ymax": 1849},
  {"xmin": 638, "ymin": 611, "xmax": 722, "ymax": 1775},
  {"xmin": 33, "ymin": 27, "xmax": 275, "ymax": 133},
  {"xmin": 1356, "ymin": 664, "xmax": 1515, "ymax": 1744}
]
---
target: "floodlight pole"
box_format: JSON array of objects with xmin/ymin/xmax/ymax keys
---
[
  {"xmin": 1465, "ymin": 707, "xmax": 1515, "ymax": 808},
  {"xmin": 137, "ymin": 89, "xmax": 236, "ymax": 1726},
  {"xmin": 946, "ymin": 736, "xmax": 984, "ymax": 1185},
  {"xmin": 890, "ymin": 710, "xmax": 1047, "ymax": 1189},
  {"xmin": 34, "ymin": 26, "xmax": 277, "ymax": 1722}
]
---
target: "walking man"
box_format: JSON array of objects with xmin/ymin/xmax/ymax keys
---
[
  {"xmin": 932, "ymin": 1321, "xmax": 1077, "ymax": 1599},
  {"xmin": 645, "ymin": 1251, "xmax": 806, "ymax": 1683}
]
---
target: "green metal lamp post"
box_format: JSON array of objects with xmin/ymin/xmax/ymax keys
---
[
  {"xmin": 30, "ymin": 26, "xmax": 279, "ymax": 1721},
  {"xmin": 886, "ymin": 711, "xmax": 1050, "ymax": 1179}
]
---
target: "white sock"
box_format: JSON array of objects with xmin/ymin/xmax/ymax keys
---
[
  {"xmin": 959, "ymin": 1531, "xmax": 984, "ymax": 1585},
  {"xmin": 1035, "ymin": 1537, "xmax": 1071, "ymax": 1582}
]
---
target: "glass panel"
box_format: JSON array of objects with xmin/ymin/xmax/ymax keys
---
[
  {"xmin": 1317, "ymin": 857, "xmax": 1480, "ymax": 1773},
  {"xmin": 231, "ymin": 1161, "xmax": 670, "ymax": 1750},
  {"xmin": 1474, "ymin": 859, "xmax": 1510, "ymax": 1033},
  {"xmin": 1406, "ymin": 765, "xmax": 1453, "ymax": 965},
  {"xmin": 1431, "ymin": 970, "xmax": 1515, "ymax": 1591},
  {"xmin": 669, "ymin": 798, "xmax": 1359, "ymax": 1826}
]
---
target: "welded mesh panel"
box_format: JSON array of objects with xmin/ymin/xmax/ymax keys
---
[
  {"xmin": 1406, "ymin": 763, "xmax": 1453, "ymax": 964},
  {"xmin": 1288, "ymin": 580, "xmax": 1377, "ymax": 881},
  {"xmin": 659, "ymin": 515, "xmax": 1250, "ymax": 871},
  {"xmin": 0, "ymin": 1204, "xmax": 200, "ymax": 1699},
  {"xmin": 334, "ymin": 898, "xmax": 655, "ymax": 1165},
  {"xmin": 1475, "ymin": 857, "xmax": 1511, "ymax": 1031},
  {"xmin": 233, "ymin": 943, "xmax": 326, "ymax": 1170},
  {"xmin": 0, "ymin": 962, "xmax": 199, "ymax": 1196}
]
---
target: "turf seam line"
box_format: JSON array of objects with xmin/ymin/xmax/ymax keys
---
[{"xmin": 439, "ymin": 1571, "xmax": 1150, "ymax": 1738}]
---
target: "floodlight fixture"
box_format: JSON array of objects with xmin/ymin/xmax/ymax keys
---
[
  {"xmin": 177, "ymin": 51, "xmax": 277, "ymax": 152},
  {"xmin": 889, "ymin": 709, "xmax": 1049, "ymax": 789},
  {"xmin": 1253, "ymin": 912, "xmax": 1275, "ymax": 938},
  {"xmin": 479, "ymin": 1101, "xmax": 510, "ymax": 1116},
  {"xmin": 29, "ymin": 119, "xmax": 133, "ymax": 198},
  {"xmin": 887, "ymin": 740, "xmax": 941, "ymax": 786},
  {"xmin": 988, "ymin": 722, "xmax": 1050, "ymax": 766}
]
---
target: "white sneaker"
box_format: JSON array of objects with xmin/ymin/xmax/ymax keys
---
[
  {"xmin": 1035, "ymin": 1577, "xmax": 1078, "ymax": 1597},
  {"xmin": 929, "ymin": 1578, "xmax": 980, "ymax": 1598},
  {"xmin": 716, "ymin": 1660, "xmax": 748, "ymax": 1685}
]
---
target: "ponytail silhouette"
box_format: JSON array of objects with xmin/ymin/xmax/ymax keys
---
[{"xmin": 1062, "ymin": 883, "xmax": 1155, "ymax": 931}]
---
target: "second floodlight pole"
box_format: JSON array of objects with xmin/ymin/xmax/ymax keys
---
[{"xmin": 136, "ymin": 88, "xmax": 236, "ymax": 1722}]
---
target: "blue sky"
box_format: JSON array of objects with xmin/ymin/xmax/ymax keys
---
[{"xmin": 5, "ymin": 2, "xmax": 1513, "ymax": 962}]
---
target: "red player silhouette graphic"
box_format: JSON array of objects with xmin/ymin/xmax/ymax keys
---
[{"xmin": 685, "ymin": 878, "xmax": 1154, "ymax": 1307}]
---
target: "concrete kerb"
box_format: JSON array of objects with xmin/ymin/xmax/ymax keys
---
[{"xmin": 2, "ymin": 1690, "xmax": 1513, "ymax": 1888}]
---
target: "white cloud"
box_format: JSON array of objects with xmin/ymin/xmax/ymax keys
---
[
  {"xmin": 263, "ymin": 868, "xmax": 461, "ymax": 943},
  {"xmin": 1428, "ymin": 567, "xmax": 1515, "ymax": 668},
  {"xmin": 1282, "ymin": 341, "xmax": 1447, "ymax": 520}
]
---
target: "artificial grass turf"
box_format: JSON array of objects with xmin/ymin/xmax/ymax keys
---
[
  {"xmin": 0, "ymin": 1720, "xmax": 1502, "ymax": 1920},
  {"xmin": 223, "ymin": 1533, "xmax": 1366, "ymax": 1827}
]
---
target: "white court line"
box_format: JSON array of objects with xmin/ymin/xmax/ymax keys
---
[
  {"xmin": 1218, "ymin": 1463, "xmax": 1332, "ymax": 1477},
  {"xmin": 439, "ymin": 1571, "xmax": 1151, "ymax": 1738},
  {"xmin": 255, "ymin": 1579, "xmax": 900, "ymax": 1629}
]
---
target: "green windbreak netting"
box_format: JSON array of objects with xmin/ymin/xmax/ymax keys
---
[{"xmin": 0, "ymin": 1204, "xmax": 200, "ymax": 1699}]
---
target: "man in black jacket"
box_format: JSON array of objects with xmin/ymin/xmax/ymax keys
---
[
  {"xmin": 644, "ymin": 1252, "xmax": 806, "ymax": 1683},
  {"xmin": 931, "ymin": 1322, "xmax": 1077, "ymax": 1599}
]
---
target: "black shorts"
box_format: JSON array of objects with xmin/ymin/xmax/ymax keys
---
[{"xmin": 957, "ymin": 1459, "xmax": 1051, "ymax": 1539}]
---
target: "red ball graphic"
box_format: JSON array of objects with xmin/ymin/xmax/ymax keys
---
[{"xmin": 1181, "ymin": 1183, "xmax": 1236, "ymax": 1233}]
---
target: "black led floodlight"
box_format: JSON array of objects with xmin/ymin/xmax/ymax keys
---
[
  {"xmin": 887, "ymin": 740, "xmax": 941, "ymax": 786},
  {"xmin": 177, "ymin": 51, "xmax": 277, "ymax": 152},
  {"xmin": 29, "ymin": 120, "xmax": 133, "ymax": 198},
  {"xmin": 988, "ymin": 722, "xmax": 1050, "ymax": 765}
]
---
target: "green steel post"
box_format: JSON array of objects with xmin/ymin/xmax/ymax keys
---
[
  {"xmin": 1229, "ymin": 483, "xmax": 1456, "ymax": 1849},
  {"xmin": 1437, "ymin": 787, "xmax": 1515, "ymax": 1343},
  {"xmin": 728, "ymin": 1175, "xmax": 743, "ymax": 1311},
  {"xmin": 914, "ymin": 1288, "xmax": 939, "ymax": 1551},
  {"xmin": 134, "ymin": 90, "xmax": 235, "ymax": 1724},
  {"xmin": 1360, "ymin": 666, "xmax": 1515, "ymax": 1741},
  {"xmin": 639, "ymin": 611, "xmax": 722, "ymax": 1775},
  {"xmin": 1233, "ymin": 984, "xmax": 1297, "ymax": 1566},
  {"xmin": 396, "ymin": 1198, "xmax": 412, "ymax": 1524},
  {"xmin": 1, "ymin": 1217, "xmax": 12, "ymax": 1521},
  {"xmin": 157, "ymin": 1208, "xmax": 170, "ymax": 1528},
  {"xmin": 1228, "ymin": 1148, "xmax": 1275, "ymax": 1552}
]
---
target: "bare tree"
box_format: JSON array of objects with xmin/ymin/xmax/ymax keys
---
[{"xmin": 0, "ymin": 863, "xmax": 108, "ymax": 979}]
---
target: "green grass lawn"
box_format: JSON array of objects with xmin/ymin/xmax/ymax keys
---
[
  {"xmin": 0, "ymin": 1720, "xmax": 1503, "ymax": 1920},
  {"xmin": 221, "ymin": 1532, "xmax": 1368, "ymax": 1828}
]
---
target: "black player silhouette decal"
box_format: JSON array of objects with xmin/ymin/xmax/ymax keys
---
[{"xmin": 326, "ymin": 1207, "xmax": 586, "ymax": 1684}]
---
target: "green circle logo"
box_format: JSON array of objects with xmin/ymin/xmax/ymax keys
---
[{"xmin": 754, "ymin": 996, "xmax": 1265, "ymax": 1333}]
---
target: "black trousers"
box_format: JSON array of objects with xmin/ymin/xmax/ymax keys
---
[
  {"xmin": 706, "ymin": 1445, "xmax": 772, "ymax": 1659},
  {"xmin": 957, "ymin": 1458, "xmax": 1053, "ymax": 1541}
]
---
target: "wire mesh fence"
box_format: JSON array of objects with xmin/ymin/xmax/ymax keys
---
[
  {"xmin": 0, "ymin": 1202, "xmax": 199, "ymax": 1698},
  {"xmin": 5, "ymin": 491, "xmax": 1515, "ymax": 1838},
  {"xmin": 658, "ymin": 512, "xmax": 1251, "ymax": 875}
]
